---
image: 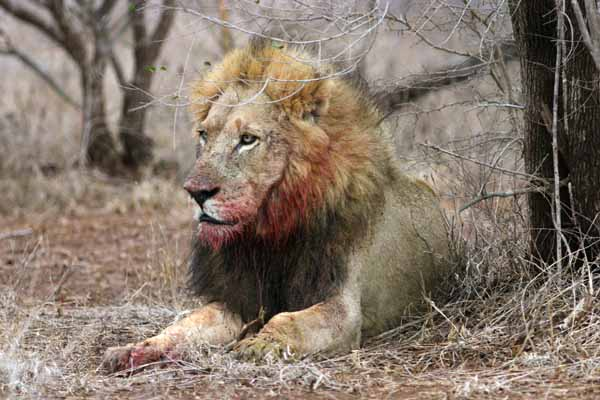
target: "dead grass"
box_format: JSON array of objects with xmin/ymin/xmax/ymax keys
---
[{"xmin": 0, "ymin": 170, "xmax": 191, "ymax": 217}]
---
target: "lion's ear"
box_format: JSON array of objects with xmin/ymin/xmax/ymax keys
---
[
  {"xmin": 313, "ymin": 79, "xmax": 333, "ymax": 116},
  {"xmin": 303, "ymin": 79, "xmax": 333, "ymax": 122}
]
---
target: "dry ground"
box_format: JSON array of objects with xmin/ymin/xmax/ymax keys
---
[{"xmin": 1, "ymin": 177, "xmax": 599, "ymax": 400}]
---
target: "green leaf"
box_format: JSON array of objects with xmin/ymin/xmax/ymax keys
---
[{"xmin": 144, "ymin": 66, "xmax": 169, "ymax": 73}]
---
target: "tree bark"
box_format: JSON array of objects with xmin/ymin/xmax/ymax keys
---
[
  {"xmin": 120, "ymin": 72, "xmax": 155, "ymax": 168},
  {"xmin": 81, "ymin": 65, "xmax": 120, "ymax": 172},
  {"xmin": 81, "ymin": 11, "xmax": 121, "ymax": 173},
  {"xmin": 119, "ymin": 0, "xmax": 176, "ymax": 169},
  {"xmin": 509, "ymin": 0, "xmax": 600, "ymax": 265}
]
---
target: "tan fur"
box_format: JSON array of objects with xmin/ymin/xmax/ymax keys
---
[
  {"xmin": 102, "ymin": 40, "xmax": 449, "ymax": 371},
  {"xmin": 190, "ymin": 43, "xmax": 335, "ymax": 121}
]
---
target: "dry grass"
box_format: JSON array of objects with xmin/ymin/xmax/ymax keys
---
[{"xmin": 1, "ymin": 176, "xmax": 600, "ymax": 399}]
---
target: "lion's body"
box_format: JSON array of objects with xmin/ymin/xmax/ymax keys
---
[
  {"xmin": 188, "ymin": 151, "xmax": 448, "ymax": 344},
  {"xmin": 358, "ymin": 173, "xmax": 448, "ymax": 337},
  {"xmin": 103, "ymin": 39, "xmax": 449, "ymax": 371}
]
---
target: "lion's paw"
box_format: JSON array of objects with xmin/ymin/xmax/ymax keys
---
[
  {"xmin": 101, "ymin": 339, "xmax": 178, "ymax": 374},
  {"xmin": 101, "ymin": 345, "xmax": 136, "ymax": 374},
  {"xmin": 233, "ymin": 335, "xmax": 297, "ymax": 362}
]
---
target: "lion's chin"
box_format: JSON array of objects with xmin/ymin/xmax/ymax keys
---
[{"xmin": 197, "ymin": 221, "xmax": 244, "ymax": 251}]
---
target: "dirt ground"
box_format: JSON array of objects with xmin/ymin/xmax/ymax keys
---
[
  {"xmin": 0, "ymin": 209, "xmax": 191, "ymax": 305},
  {"xmin": 1, "ymin": 206, "xmax": 600, "ymax": 399}
]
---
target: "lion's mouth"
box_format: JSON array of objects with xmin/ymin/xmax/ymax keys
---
[{"xmin": 197, "ymin": 213, "xmax": 236, "ymax": 226}]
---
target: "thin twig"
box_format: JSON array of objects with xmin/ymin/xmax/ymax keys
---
[
  {"xmin": 386, "ymin": 13, "xmax": 473, "ymax": 58},
  {"xmin": 552, "ymin": 0, "xmax": 565, "ymax": 271},
  {"xmin": 419, "ymin": 142, "xmax": 537, "ymax": 180},
  {"xmin": 174, "ymin": 2, "xmax": 388, "ymax": 46},
  {"xmin": 49, "ymin": 264, "xmax": 75, "ymax": 301},
  {"xmin": 0, "ymin": 228, "xmax": 33, "ymax": 241},
  {"xmin": 459, "ymin": 187, "xmax": 542, "ymax": 213}
]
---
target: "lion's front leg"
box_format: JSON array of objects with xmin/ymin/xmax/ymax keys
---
[
  {"xmin": 234, "ymin": 291, "xmax": 362, "ymax": 362},
  {"xmin": 102, "ymin": 302, "xmax": 242, "ymax": 373}
]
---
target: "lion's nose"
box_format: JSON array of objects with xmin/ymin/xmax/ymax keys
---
[{"xmin": 184, "ymin": 184, "xmax": 220, "ymax": 206}]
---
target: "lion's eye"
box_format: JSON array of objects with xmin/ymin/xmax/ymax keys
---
[
  {"xmin": 197, "ymin": 129, "xmax": 208, "ymax": 145},
  {"xmin": 240, "ymin": 134, "xmax": 258, "ymax": 146}
]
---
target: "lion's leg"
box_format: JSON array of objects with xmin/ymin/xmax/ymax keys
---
[
  {"xmin": 102, "ymin": 302, "xmax": 242, "ymax": 372},
  {"xmin": 234, "ymin": 284, "xmax": 362, "ymax": 361}
]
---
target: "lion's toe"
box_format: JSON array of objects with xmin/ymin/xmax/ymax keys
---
[
  {"xmin": 233, "ymin": 335, "xmax": 296, "ymax": 363},
  {"xmin": 101, "ymin": 339, "xmax": 177, "ymax": 374},
  {"xmin": 101, "ymin": 345, "xmax": 135, "ymax": 374}
]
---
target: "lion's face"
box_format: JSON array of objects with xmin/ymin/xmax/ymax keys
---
[{"xmin": 184, "ymin": 86, "xmax": 290, "ymax": 249}]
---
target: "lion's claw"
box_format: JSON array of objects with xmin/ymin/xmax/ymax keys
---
[{"xmin": 233, "ymin": 335, "xmax": 296, "ymax": 362}]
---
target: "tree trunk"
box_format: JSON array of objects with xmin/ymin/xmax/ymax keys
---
[
  {"xmin": 81, "ymin": 59, "xmax": 120, "ymax": 173},
  {"xmin": 79, "ymin": 12, "xmax": 122, "ymax": 174},
  {"xmin": 119, "ymin": 70, "xmax": 154, "ymax": 168},
  {"xmin": 509, "ymin": 0, "xmax": 600, "ymax": 266},
  {"xmin": 118, "ymin": 0, "xmax": 176, "ymax": 170}
]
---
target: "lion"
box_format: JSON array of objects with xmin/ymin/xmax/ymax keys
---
[{"xmin": 102, "ymin": 38, "xmax": 449, "ymax": 372}]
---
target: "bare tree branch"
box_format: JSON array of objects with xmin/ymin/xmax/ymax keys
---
[
  {"xmin": 0, "ymin": 30, "xmax": 79, "ymax": 108},
  {"xmin": 583, "ymin": 0, "xmax": 600, "ymax": 42},
  {"xmin": 571, "ymin": 0, "xmax": 600, "ymax": 71},
  {"xmin": 147, "ymin": 0, "xmax": 177, "ymax": 63},
  {"xmin": 96, "ymin": 0, "xmax": 119, "ymax": 19},
  {"xmin": 371, "ymin": 41, "xmax": 519, "ymax": 115},
  {"xmin": 552, "ymin": 0, "xmax": 566, "ymax": 270},
  {"xmin": 110, "ymin": 50, "xmax": 127, "ymax": 88},
  {"xmin": 46, "ymin": 0, "xmax": 88, "ymax": 63},
  {"xmin": 459, "ymin": 187, "xmax": 543, "ymax": 213},
  {"xmin": 176, "ymin": 2, "xmax": 388, "ymax": 47},
  {"xmin": 1, "ymin": 0, "xmax": 177, "ymax": 172},
  {"xmin": 0, "ymin": 0, "xmax": 63, "ymax": 45},
  {"xmin": 0, "ymin": 228, "xmax": 33, "ymax": 241},
  {"xmin": 0, "ymin": 48, "xmax": 80, "ymax": 108},
  {"xmin": 217, "ymin": 0, "xmax": 233, "ymax": 54},
  {"xmin": 130, "ymin": 1, "xmax": 147, "ymax": 59},
  {"xmin": 126, "ymin": 0, "xmax": 177, "ymax": 73},
  {"xmin": 419, "ymin": 142, "xmax": 537, "ymax": 180},
  {"xmin": 153, "ymin": 1, "xmax": 177, "ymax": 41},
  {"xmin": 385, "ymin": 12, "xmax": 473, "ymax": 58},
  {"xmin": 459, "ymin": 178, "xmax": 568, "ymax": 213}
]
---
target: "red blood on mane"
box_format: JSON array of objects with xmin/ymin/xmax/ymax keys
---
[{"xmin": 258, "ymin": 151, "xmax": 334, "ymax": 242}]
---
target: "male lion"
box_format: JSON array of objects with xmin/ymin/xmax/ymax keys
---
[{"xmin": 103, "ymin": 39, "xmax": 449, "ymax": 372}]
